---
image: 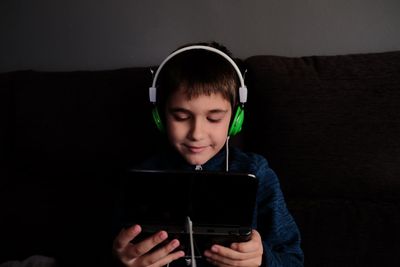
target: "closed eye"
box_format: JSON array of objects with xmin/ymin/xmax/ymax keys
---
[
  {"xmin": 207, "ymin": 117, "xmax": 223, "ymax": 123},
  {"xmin": 207, "ymin": 110, "xmax": 228, "ymax": 123},
  {"xmin": 173, "ymin": 113, "xmax": 190, "ymax": 121},
  {"xmin": 169, "ymin": 109, "xmax": 191, "ymax": 121}
]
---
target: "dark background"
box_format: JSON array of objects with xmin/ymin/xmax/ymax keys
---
[
  {"xmin": 1, "ymin": 1, "xmax": 400, "ymax": 266},
  {"xmin": 1, "ymin": 0, "xmax": 400, "ymax": 72}
]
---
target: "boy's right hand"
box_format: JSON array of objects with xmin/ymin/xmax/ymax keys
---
[{"xmin": 113, "ymin": 224, "xmax": 185, "ymax": 267}]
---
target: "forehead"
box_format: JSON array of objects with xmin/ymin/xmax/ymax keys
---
[
  {"xmin": 167, "ymin": 88, "xmax": 231, "ymax": 108},
  {"xmin": 170, "ymin": 82, "xmax": 232, "ymax": 101}
]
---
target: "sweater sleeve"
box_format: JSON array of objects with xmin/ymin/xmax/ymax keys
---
[{"xmin": 251, "ymin": 154, "xmax": 304, "ymax": 267}]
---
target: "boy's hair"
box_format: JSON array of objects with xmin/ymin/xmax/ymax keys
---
[{"xmin": 156, "ymin": 42, "xmax": 240, "ymax": 115}]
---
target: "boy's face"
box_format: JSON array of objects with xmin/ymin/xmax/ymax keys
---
[{"xmin": 165, "ymin": 88, "xmax": 232, "ymax": 166}]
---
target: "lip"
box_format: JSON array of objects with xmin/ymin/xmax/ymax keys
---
[{"xmin": 185, "ymin": 145, "xmax": 208, "ymax": 153}]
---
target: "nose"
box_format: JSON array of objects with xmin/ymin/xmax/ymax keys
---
[{"xmin": 188, "ymin": 118, "xmax": 205, "ymax": 140}]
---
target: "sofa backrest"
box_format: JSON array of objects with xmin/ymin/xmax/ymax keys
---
[
  {"xmin": 243, "ymin": 51, "xmax": 400, "ymax": 200},
  {"xmin": 243, "ymin": 51, "xmax": 400, "ymax": 266},
  {"xmin": 0, "ymin": 68, "xmax": 167, "ymax": 263},
  {"xmin": 3, "ymin": 68, "xmax": 169, "ymax": 173}
]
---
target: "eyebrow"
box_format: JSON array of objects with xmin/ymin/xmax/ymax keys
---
[
  {"xmin": 208, "ymin": 109, "xmax": 229, "ymax": 114},
  {"xmin": 168, "ymin": 107, "xmax": 190, "ymax": 114},
  {"xmin": 168, "ymin": 107, "xmax": 228, "ymax": 114}
]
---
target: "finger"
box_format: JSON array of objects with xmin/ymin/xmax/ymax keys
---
[
  {"xmin": 205, "ymin": 246, "xmax": 261, "ymax": 267},
  {"xmin": 113, "ymin": 224, "xmax": 142, "ymax": 252},
  {"xmin": 231, "ymin": 230, "xmax": 262, "ymax": 253},
  {"xmin": 150, "ymin": 239, "xmax": 182, "ymax": 262},
  {"xmin": 156, "ymin": 250, "xmax": 186, "ymax": 267},
  {"xmin": 205, "ymin": 245, "xmax": 261, "ymax": 261},
  {"xmin": 138, "ymin": 239, "xmax": 185, "ymax": 267},
  {"xmin": 125, "ymin": 230, "xmax": 169, "ymax": 259},
  {"xmin": 209, "ymin": 245, "xmax": 247, "ymax": 260}
]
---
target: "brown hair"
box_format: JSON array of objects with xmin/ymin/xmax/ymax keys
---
[{"xmin": 156, "ymin": 42, "xmax": 240, "ymax": 115}]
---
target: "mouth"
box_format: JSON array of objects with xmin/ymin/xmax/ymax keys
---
[{"xmin": 184, "ymin": 144, "xmax": 208, "ymax": 153}]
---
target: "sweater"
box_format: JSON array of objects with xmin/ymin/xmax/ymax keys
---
[{"xmin": 135, "ymin": 145, "xmax": 304, "ymax": 267}]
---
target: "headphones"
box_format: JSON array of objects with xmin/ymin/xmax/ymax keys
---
[{"xmin": 149, "ymin": 45, "xmax": 248, "ymax": 136}]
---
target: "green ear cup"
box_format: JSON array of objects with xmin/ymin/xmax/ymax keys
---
[
  {"xmin": 152, "ymin": 107, "xmax": 165, "ymax": 132},
  {"xmin": 228, "ymin": 105, "xmax": 244, "ymax": 136}
]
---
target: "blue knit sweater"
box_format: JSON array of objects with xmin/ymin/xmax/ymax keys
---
[{"xmin": 135, "ymin": 145, "xmax": 304, "ymax": 267}]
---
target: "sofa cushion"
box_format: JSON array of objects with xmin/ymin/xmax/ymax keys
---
[
  {"xmin": 10, "ymin": 68, "xmax": 165, "ymax": 173},
  {"xmin": 244, "ymin": 51, "xmax": 400, "ymax": 200},
  {"xmin": 0, "ymin": 68, "xmax": 167, "ymax": 264},
  {"xmin": 244, "ymin": 51, "xmax": 400, "ymax": 266}
]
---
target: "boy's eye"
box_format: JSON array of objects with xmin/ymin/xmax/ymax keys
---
[
  {"xmin": 207, "ymin": 116, "xmax": 224, "ymax": 123},
  {"xmin": 172, "ymin": 113, "xmax": 190, "ymax": 121}
]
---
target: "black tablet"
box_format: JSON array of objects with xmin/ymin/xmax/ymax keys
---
[{"xmin": 118, "ymin": 169, "xmax": 258, "ymax": 258}]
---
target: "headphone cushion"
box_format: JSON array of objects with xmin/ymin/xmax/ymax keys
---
[
  {"xmin": 152, "ymin": 107, "xmax": 165, "ymax": 132},
  {"xmin": 229, "ymin": 106, "xmax": 244, "ymax": 136}
]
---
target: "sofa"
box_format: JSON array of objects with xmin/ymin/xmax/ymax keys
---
[{"xmin": 1, "ymin": 50, "xmax": 399, "ymax": 267}]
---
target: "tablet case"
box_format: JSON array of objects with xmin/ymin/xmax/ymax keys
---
[{"xmin": 119, "ymin": 169, "xmax": 258, "ymax": 258}]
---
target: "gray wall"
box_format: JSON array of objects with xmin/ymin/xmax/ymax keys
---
[{"xmin": 1, "ymin": 0, "xmax": 400, "ymax": 72}]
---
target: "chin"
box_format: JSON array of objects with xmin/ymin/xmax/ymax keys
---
[
  {"xmin": 184, "ymin": 155, "xmax": 210, "ymax": 166},
  {"xmin": 186, "ymin": 158, "xmax": 207, "ymax": 166}
]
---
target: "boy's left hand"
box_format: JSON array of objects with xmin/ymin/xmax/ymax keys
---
[{"xmin": 204, "ymin": 230, "xmax": 263, "ymax": 267}]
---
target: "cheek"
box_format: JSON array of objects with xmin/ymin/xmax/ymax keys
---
[
  {"xmin": 209, "ymin": 121, "xmax": 231, "ymax": 144},
  {"xmin": 217, "ymin": 124, "xmax": 230, "ymax": 140},
  {"xmin": 166, "ymin": 119, "xmax": 186, "ymax": 141},
  {"xmin": 220, "ymin": 118, "xmax": 232, "ymax": 134}
]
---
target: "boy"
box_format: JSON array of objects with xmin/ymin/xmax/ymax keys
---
[{"xmin": 112, "ymin": 42, "xmax": 304, "ymax": 267}]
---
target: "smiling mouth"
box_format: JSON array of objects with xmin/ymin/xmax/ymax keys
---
[{"xmin": 185, "ymin": 145, "xmax": 208, "ymax": 153}]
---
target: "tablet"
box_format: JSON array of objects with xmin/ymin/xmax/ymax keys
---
[{"xmin": 118, "ymin": 169, "xmax": 258, "ymax": 258}]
